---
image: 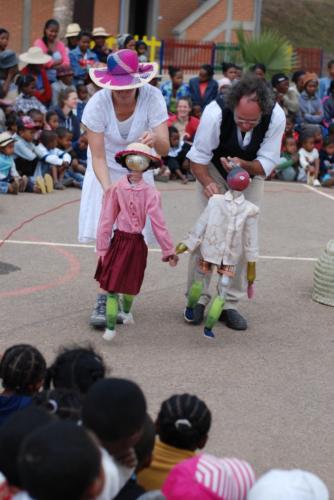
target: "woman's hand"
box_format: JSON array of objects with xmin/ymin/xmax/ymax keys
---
[{"xmin": 139, "ymin": 131, "xmax": 156, "ymax": 148}]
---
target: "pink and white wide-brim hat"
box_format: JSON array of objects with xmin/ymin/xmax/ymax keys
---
[{"xmin": 89, "ymin": 49, "xmax": 158, "ymax": 90}]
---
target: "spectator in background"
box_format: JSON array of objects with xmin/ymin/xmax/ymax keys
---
[
  {"xmin": 0, "ymin": 50, "xmax": 18, "ymax": 101},
  {"xmin": 117, "ymin": 34, "xmax": 136, "ymax": 50},
  {"xmin": 54, "ymin": 88, "xmax": 80, "ymax": 142},
  {"xmin": 34, "ymin": 19, "xmax": 70, "ymax": 83},
  {"xmin": 291, "ymin": 70, "xmax": 306, "ymax": 96},
  {"xmin": 319, "ymin": 59, "xmax": 334, "ymax": 100},
  {"xmin": 319, "ymin": 136, "xmax": 334, "ymax": 186},
  {"xmin": 76, "ymin": 82, "xmax": 88, "ymax": 122},
  {"xmin": 164, "ymin": 126, "xmax": 191, "ymax": 183},
  {"xmin": 191, "ymin": 103, "xmax": 202, "ymax": 119},
  {"xmin": 44, "ymin": 110, "xmax": 59, "ymax": 131},
  {"xmin": 160, "ymin": 65, "xmax": 190, "ymax": 114},
  {"xmin": 19, "ymin": 47, "xmax": 52, "ymax": 106},
  {"xmin": 323, "ymin": 80, "xmax": 334, "ymax": 128},
  {"xmin": 271, "ymin": 73, "xmax": 299, "ymax": 115},
  {"xmin": 298, "ymin": 131, "xmax": 321, "ymax": 186},
  {"xmin": 222, "ymin": 62, "xmax": 238, "ymax": 83},
  {"xmin": 14, "ymin": 75, "xmax": 46, "ymax": 114},
  {"xmin": 136, "ymin": 40, "xmax": 148, "ymax": 62},
  {"xmin": 69, "ymin": 31, "xmax": 99, "ymax": 84},
  {"xmin": 167, "ymin": 97, "xmax": 199, "ymax": 143},
  {"xmin": 298, "ymin": 72, "xmax": 323, "ymax": 129},
  {"xmin": 250, "ymin": 63, "xmax": 267, "ymax": 81},
  {"xmin": 189, "ymin": 64, "xmax": 218, "ymax": 110},
  {"xmin": 275, "ymin": 136, "xmax": 299, "ymax": 181},
  {"xmin": 64, "ymin": 23, "xmax": 81, "ymax": 51},
  {"xmin": 92, "ymin": 27, "xmax": 111, "ymax": 63},
  {"xmin": 0, "ymin": 131, "xmax": 28, "ymax": 194},
  {"xmin": 0, "ymin": 28, "xmax": 9, "ymax": 52},
  {"xmin": 51, "ymin": 65, "xmax": 74, "ymax": 107},
  {"xmin": 218, "ymin": 77, "xmax": 232, "ymax": 95}
]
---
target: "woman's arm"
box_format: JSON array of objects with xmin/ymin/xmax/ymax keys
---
[
  {"xmin": 86, "ymin": 129, "xmax": 111, "ymax": 192},
  {"xmin": 140, "ymin": 121, "xmax": 169, "ymax": 157}
]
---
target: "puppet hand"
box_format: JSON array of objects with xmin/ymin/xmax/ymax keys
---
[{"xmin": 168, "ymin": 255, "xmax": 179, "ymax": 267}]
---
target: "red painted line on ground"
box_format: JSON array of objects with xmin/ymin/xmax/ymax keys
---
[{"xmin": 0, "ymin": 246, "xmax": 81, "ymax": 298}]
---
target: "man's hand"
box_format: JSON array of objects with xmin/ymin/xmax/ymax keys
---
[
  {"xmin": 220, "ymin": 156, "xmax": 241, "ymax": 173},
  {"xmin": 204, "ymin": 181, "xmax": 219, "ymax": 198}
]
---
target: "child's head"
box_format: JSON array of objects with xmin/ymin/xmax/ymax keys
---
[
  {"xmin": 327, "ymin": 59, "xmax": 334, "ymax": 79},
  {"xmin": 45, "ymin": 110, "xmax": 60, "ymax": 130},
  {"xmin": 301, "ymin": 134, "xmax": 315, "ymax": 152},
  {"xmin": 17, "ymin": 116, "xmax": 38, "ymax": 142},
  {"xmin": 323, "ymin": 136, "xmax": 334, "ymax": 156},
  {"xmin": 82, "ymin": 378, "xmax": 147, "ymax": 454},
  {"xmin": 0, "ymin": 406, "xmax": 52, "ymax": 489},
  {"xmin": 222, "ymin": 62, "xmax": 237, "ymax": 81},
  {"xmin": 135, "ymin": 40, "xmax": 147, "ymax": 55},
  {"xmin": 40, "ymin": 130, "xmax": 58, "ymax": 150},
  {"xmin": 169, "ymin": 125, "xmax": 180, "ymax": 147},
  {"xmin": 78, "ymin": 30, "xmax": 92, "ymax": 53},
  {"xmin": 56, "ymin": 65, "xmax": 74, "ymax": 85},
  {"xmin": 28, "ymin": 109, "xmax": 44, "ymax": 129},
  {"xmin": 33, "ymin": 388, "xmax": 83, "ymax": 421},
  {"xmin": 134, "ymin": 413, "xmax": 156, "ymax": 472},
  {"xmin": 168, "ymin": 66, "xmax": 183, "ymax": 88},
  {"xmin": 44, "ymin": 345, "xmax": 106, "ymax": 394},
  {"xmin": 17, "ymin": 74, "xmax": 36, "ymax": 96},
  {"xmin": 5, "ymin": 112, "xmax": 18, "ymax": 133},
  {"xmin": 76, "ymin": 82, "xmax": 88, "ymax": 102},
  {"xmin": 291, "ymin": 70, "xmax": 306, "ymax": 93},
  {"xmin": 157, "ymin": 393, "xmax": 212, "ymax": 451},
  {"xmin": 192, "ymin": 103, "xmax": 202, "ymax": 119},
  {"xmin": 0, "ymin": 28, "xmax": 9, "ymax": 51},
  {"xmin": 302, "ymin": 73, "xmax": 318, "ymax": 96},
  {"xmin": 0, "ymin": 344, "xmax": 46, "ymax": 395},
  {"xmin": 0, "ymin": 131, "xmax": 15, "ymax": 156},
  {"xmin": 19, "ymin": 421, "xmax": 104, "ymax": 500},
  {"xmin": 56, "ymin": 126, "xmax": 73, "ymax": 149},
  {"xmin": 78, "ymin": 132, "xmax": 88, "ymax": 150},
  {"xmin": 284, "ymin": 136, "xmax": 297, "ymax": 155},
  {"xmin": 285, "ymin": 114, "xmax": 295, "ymax": 134}
]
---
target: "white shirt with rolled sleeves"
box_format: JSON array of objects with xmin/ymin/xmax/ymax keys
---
[
  {"xmin": 183, "ymin": 191, "xmax": 259, "ymax": 266},
  {"xmin": 187, "ymin": 101, "xmax": 286, "ymax": 177}
]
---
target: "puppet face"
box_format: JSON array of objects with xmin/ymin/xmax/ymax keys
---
[{"xmin": 125, "ymin": 154, "xmax": 150, "ymax": 172}]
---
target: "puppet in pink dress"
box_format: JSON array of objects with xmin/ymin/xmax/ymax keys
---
[{"xmin": 95, "ymin": 143, "xmax": 178, "ymax": 341}]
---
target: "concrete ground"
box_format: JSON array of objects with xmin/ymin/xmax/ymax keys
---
[{"xmin": 1, "ymin": 180, "xmax": 334, "ymax": 493}]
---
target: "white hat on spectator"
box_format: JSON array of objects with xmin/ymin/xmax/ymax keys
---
[
  {"xmin": 65, "ymin": 23, "xmax": 81, "ymax": 38},
  {"xmin": 0, "ymin": 131, "xmax": 16, "ymax": 148},
  {"xmin": 218, "ymin": 77, "xmax": 232, "ymax": 89},
  {"xmin": 19, "ymin": 47, "xmax": 51, "ymax": 66},
  {"xmin": 92, "ymin": 27, "xmax": 110, "ymax": 38},
  {"xmin": 248, "ymin": 469, "xmax": 329, "ymax": 500}
]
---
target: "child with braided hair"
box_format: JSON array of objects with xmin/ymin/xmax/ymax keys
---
[
  {"xmin": 137, "ymin": 393, "xmax": 212, "ymax": 491},
  {"xmin": 0, "ymin": 344, "xmax": 46, "ymax": 425}
]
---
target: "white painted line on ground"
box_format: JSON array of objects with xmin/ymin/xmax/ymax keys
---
[
  {"xmin": 0, "ymin": 239, "xmax": 318, "ymax": 261},
  {"xmin": 303, "ymin": 184, "xmax": 334, "ymax": 201}
]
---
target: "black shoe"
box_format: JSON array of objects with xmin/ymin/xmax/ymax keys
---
[{"xmin": 219, "ymin": 309, "xmax": 247, "ymax": 330}]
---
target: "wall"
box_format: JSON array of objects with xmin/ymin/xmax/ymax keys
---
[
  {"xmin": 157, "ymin": 0, "xmax": 199, "ymax": 39},
  {"xmin": 94, "ymin": 0, "xmax": 120, "ymax": 36}
]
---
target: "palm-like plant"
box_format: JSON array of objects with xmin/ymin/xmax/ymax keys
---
[{"xmin": 236, "ymin": 28, "xmax": 297, "ymax": 77}]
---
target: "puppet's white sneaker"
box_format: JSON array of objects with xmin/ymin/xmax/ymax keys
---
[
  {"xmin": 117, "ymin": 311, "xmax": 134, "ymax": 324},
  {"xmin": 103, "ymin": 329, "xmax": 116, "ymax": 341}
]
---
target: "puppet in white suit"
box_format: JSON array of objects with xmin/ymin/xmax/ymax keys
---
[{"xmin": 176, "ymin": 167, "xmax": 259, "ymax": 339}]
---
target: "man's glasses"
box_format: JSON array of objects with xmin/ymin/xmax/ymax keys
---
[{"xmin": 233, "ymin": 111, "xmax": 262, "ymax": 127}]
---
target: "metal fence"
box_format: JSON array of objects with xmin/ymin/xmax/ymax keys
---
[
  {"xmin": 213, "ymin": 43, "xmax": 242, "ymax": 72},
  {"xmin": 159, "ymin": 39, "xmax": 215, "ymax": 73},
  {"xmin": 295, "ymin": 47, "xmax": 323, "ymax": 75}
]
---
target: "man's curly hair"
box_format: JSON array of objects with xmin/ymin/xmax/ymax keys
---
[{"xmin": 225, "ymin": 74, "xmax": 275, "ymax": 115}]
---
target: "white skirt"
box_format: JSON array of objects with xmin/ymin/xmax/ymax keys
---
[{"xmin": 78, "ymin": 159, "xmax": 157, "ymax": 245}]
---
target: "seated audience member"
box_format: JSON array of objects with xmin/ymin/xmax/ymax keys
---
[
  {"xmin": 0, "ymin": 406, "xmax": 52, "ymax": 497},
  {"xmin": 114, "ymin": 414, "xmax": 156, "ymax": 499},
  {"xmin": 92, "ymin": 26, "xmax": 111, "ymax": 63},
  {"xmin": 35, "ymin": 129, "xmax": 70, "ymax": 189},
  {"xmin": 189, "ymin": 64, "xmax": 218, "ymax": 110},
  {"xmin": 272, "ymin": 73, "xmax": 299, "ymax": 115},
  {"xmin": 14, "ymin": 74, "xmax": 46, "ymax": 114},
  {"xmin": 162, "ymin": 455, "xmax": 255, "ymax": 500},
  {"xmin": 319, "ymin": 59, "xmax": 334, "ymax": 100},
  {"xmin": 250, "ymin": 63, "xmax": 267, "ymax": 81},
  {"xmin": 5, "ymin": 111, "xmax": 19, "ymax": 134},
  {"xmin": 56, "ymin": 126, "xmax": 84, "ymax": 188},
  {"xmin": 282, "ymin": 114, "xmax": 299, "ymax": 147},
  {"xmin": 82, "ymin": 378, "xmax": 147, "ymax": 499},
  {"xmin": 51, "ymin": 64, "xmax": 74, "ymax": 107},
  {"xmin": 218, "ymin": 76, "xmax": 232, "ymax": 95},
  {"xmin": 33, "ymin": 388, "xmax": 83, "ymax": 421},
  {"xmin": 0, "ymin": 131, "xmax": 29, "ymax": 194},
  {"xmin": 160, "ymin": 66, "xmax": 190, "ymax": 114},
  {"xmin": 191, "ymin": 103, "xmax": 202, "ymax": 119},
  {"xmin": 19, "ymin": 46, "xmax": 52, "ymax": 105},
  {"xmin": 0, "ymin": 344, "xmax": 46, "ymax": 425},
  {"xmin": 54, "ymin": 87, "xmax": 80, "ymax": 142},
  {"xmin": 27, "ymin": 108, "xmax": 44, "ymax": 131},
  {"xmin": 222, "ymin": 62, "xmax": 238, "ymax": 83},
  {"xmin": 0, "ymin": 49, "xmax": 18, "ymax": 101},
  {"xmin": 76, "ymin": 82, "xmax": 88, "ymax": 122},
  {"xmin": 44, "ymin": 345, "xmax": 106, "ymax": 394},
  {"xmin": 136, "ymin": 40, "xmax": 148, "ymax": 63},
  {"xmin": 323, "ymin": 80, "xmax": 334, "ymax": 128},
  {"xmin": 167, "ymin": 97, "xmax": 199, "ymax": 143},
  {"xmin": 0, "ymin": 28, "xmax": 9, "ymax": 51},
  {"xmin": 64, "ymin": 22, "xmax": 81, "ymax": 51},
  {"xmin": 137, "ymin": 393, "xmax": 211, "ymax": 491},
  {"xmin": 72, "ymin": 131, "xmax": 88, "ymax": 168},
  {"xmin": 19, "ymin": 421, "xmax": 105, "ymax": 500},
  {"xmin": 44, "ymin": 109, "xmax": 60, "ymax": 130},
  {"xmin": 298, "ymin": 132, "xmax": 321, "ymax": 185},
  {"xmin": 291, "ymin": 70, "xmax": 306, "ymax": 96},
  {"xmin": 298, "ymin": 73, "xmax": 323, "ymax": 128},
  {"xmin": 164, "ymin": 126, "xmax": 192, "ymax": 183},
  {"xmin": 248, "ymin": 469, "xmax": 329, "ymax": 500},
  {"xmin": 276, "ymin": 136, "xmax": 299, "ymax": 181},
  {"xmin": 69, "ymin": 30, "xmax": 99, "ymax": 84},
  {"xmin": 319, "ymin": 136, "xmax": 334, "ymax": 186}
]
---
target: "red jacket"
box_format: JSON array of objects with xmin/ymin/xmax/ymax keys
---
[
  {"xmin": 167, "ymin": 115, "xmax": 200, "ymax": 142},
  {"xmin": 21, "ymin": 66, "xmax": 52, "ymax": 105}
]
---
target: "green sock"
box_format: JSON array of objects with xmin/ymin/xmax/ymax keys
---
[
  {"xmin": 122, "ymin": 294, "xmax": 135, "ymax": 313},
  {"xmin": 205, "ymin": 297, "xmax": 225, "ymax": 330},
  {"xmin": 187, "ymin": 281, "xmax": 203, "ymax": 309},
  {"xmin": 106, "ymin": 293, "xmax": 118, "ymax": 330}
]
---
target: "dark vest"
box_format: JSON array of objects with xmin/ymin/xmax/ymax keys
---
[{"xmin": 212, "ymin": 96, "xmax": 273, "ymax": 179}]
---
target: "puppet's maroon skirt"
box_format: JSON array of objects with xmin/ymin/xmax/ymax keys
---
[{"xmin": 95, "ymin": 230, "xmax": 148, "ymax": 295}]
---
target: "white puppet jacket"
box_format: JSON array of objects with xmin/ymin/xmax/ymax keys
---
[{"xmin": 183, "ymin": 191, "xmax": 259, "ymax": 266}]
